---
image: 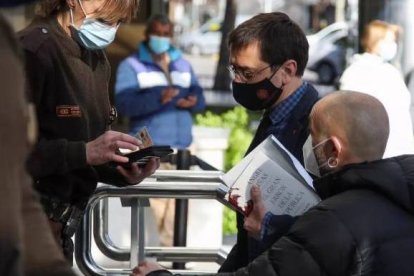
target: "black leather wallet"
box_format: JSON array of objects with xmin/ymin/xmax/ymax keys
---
[{"xmin": 111, "ymin": 145, "xmax": 173, "ymax": 168}]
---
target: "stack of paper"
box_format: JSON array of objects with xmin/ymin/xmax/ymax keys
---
[{"xmin": 221, "ymin": 135, "xmax": 321, "ymax": 216}]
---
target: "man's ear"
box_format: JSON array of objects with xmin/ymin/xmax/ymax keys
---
[
  {"xmin": 327, "ymin": 136, "xmax": 343, "ymax": 162},
  {"xmin": 279, "ymin": 59, "xmax": 298, "ymax": 85},
  {"xmin": 281, "ymin": 59, "xmax": 298, "ymax": 77}
]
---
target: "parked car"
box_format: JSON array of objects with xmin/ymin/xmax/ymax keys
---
[
  {"xmin": 306, "ymin": 22, "xmax": 350, "ymax": 85},
  {"xmin": 177, "ymin": 15, "xmax": 252, "ymax": 56}
]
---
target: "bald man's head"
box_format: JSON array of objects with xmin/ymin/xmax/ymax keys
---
[{"xmin": 310, "ymin": 91, "xmax": 389, "ymax": 164}]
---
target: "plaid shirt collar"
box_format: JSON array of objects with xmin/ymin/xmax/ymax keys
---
[{"xmin": 268, "ymin": 82, "xmax": 308, "ymax": 125}]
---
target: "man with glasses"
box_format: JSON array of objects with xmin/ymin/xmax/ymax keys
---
[{"xmin": 220, "ymin": 12, "xmax": 319, "ymax": 272}]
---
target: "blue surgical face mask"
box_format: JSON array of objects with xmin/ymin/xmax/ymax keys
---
[
  {"xmin": 69, "ymin": 0, "xmax": 119, "ymax": 50},
  {"xmin": 148, "ymin": 35, "xmax": 171, "ymax": 54}
]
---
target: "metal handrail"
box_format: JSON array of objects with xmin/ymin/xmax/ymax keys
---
[
  {"xmin": 92, "ymin": 170, "xmax": 228, "ymax": 261},
  {"xmin": 145, "ymin": 247, "xmax": 228, "ymax": 263},
  {"xmin": 75, "ymin": 170, "xmax": 231, "ymax": 276}
]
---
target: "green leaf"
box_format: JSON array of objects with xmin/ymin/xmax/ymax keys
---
[{"xmin": 195, "ymin": 107, "xmax": 254, "ymax": 235}]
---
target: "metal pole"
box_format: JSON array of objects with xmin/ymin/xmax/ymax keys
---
[
  {"xmin": 130, "ymin": 199, "xmax": 146, "ymax": 268},
  {"xmin": 173, "ymin": 149, "xmax": 191, "ymax": 269}
]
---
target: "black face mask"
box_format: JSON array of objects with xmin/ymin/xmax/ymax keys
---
[
  {"xmin": 0, "ymin": 0, "xmax": 37, "ymax": 7},
  {"xmin": 232, "ymin": 77, "xmax": 283, "ymax": 111}
]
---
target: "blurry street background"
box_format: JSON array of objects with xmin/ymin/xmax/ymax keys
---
[
  {"xmin": 3, "ymin": 0, "xmax": 414, "ymax": 275},
  {"xmin": 5, "ymin": 0, "xmax": 414, "ymax": 117}
]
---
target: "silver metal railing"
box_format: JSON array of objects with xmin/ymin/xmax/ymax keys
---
[{"xmin": 75, "ymin": 170, "xmax": 232, "ymax": 276}]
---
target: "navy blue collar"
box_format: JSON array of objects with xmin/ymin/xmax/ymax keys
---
[{"xmin": 269, "ymin": 82, "xmax": 308, "ymax": 125}]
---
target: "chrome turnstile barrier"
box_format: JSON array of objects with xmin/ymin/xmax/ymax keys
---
[{"xmin": 75, "ymin": 170, "xmax": 231, "ymax": 276}]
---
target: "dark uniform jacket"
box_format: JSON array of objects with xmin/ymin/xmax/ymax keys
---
[
  {"xmin": 220, "ymin": 84, "xmax": 319, "ymax": 271},
  {"xmin": 0, "ymin": 14, "xmax": 74, "ymax": 276},
  {"xmin": 18, "ymin": 17, "xmax": 130, "ymax": 206},
  {"xmin": 149, "ymin": 155, "xmax": 414, "ymax": 276}
]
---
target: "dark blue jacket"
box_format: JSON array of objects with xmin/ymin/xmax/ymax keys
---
[
  {"xmin": 220, "ymin": 83, "xmax": 319, "ymax": 272},
  {"xmin": 115, "ymin": 43, "xmax": 205, "ymax": 148}
]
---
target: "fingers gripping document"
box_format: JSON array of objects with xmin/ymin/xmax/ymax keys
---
[{"xmin": 221, "ymin": 135, "xmax": 320, "ymax": 216}]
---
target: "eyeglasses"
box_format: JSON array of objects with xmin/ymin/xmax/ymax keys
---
[{"xmin": 228, "ymin": 64, "xmax": 274, "ymax": 82}]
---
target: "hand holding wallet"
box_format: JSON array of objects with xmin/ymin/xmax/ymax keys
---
[{"xmin": 110, "ymin": 145, "xmax": 173, "ymax": 168}]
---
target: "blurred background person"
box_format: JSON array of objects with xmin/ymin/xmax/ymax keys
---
[
  {"xmin": 0, "ymin": 0, "xmax": 74, "ymax": 274},
  {"xmin": 340, "ymin": 19, "xmax": 414, "ymax": 158},
  {"xmin": 18, "ymin": 0, "xmax": 160, "ymax": 264},
  {"xmin": 115, "ymin": 13, "xmax": 205, "ymax": 149},
  {"xmin": 115, "ymin": 13, "xmax": 205, "ymax": 246}
]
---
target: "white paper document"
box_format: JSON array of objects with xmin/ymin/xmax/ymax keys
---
[{"xmin": 222, "ymin": 135, "xmax": 321, "ymax": 216}]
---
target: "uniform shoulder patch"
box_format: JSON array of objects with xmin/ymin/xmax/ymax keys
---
[{"xmin": 18, "ymin": 25, "xmax": 51, "ymax": 53}]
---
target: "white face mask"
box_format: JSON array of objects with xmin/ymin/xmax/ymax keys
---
[
  {"xmin": 302, "ymin": 135, "xmax": 331, "ymax": 177},
  {"xmin": 377, "ymin": 40, "xmax": 397, "ymax": 61}
]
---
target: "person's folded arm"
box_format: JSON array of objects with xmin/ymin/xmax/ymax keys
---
[{"xmin": 115, "ymin": 61, "xmax": 165, "ymax": 117}]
